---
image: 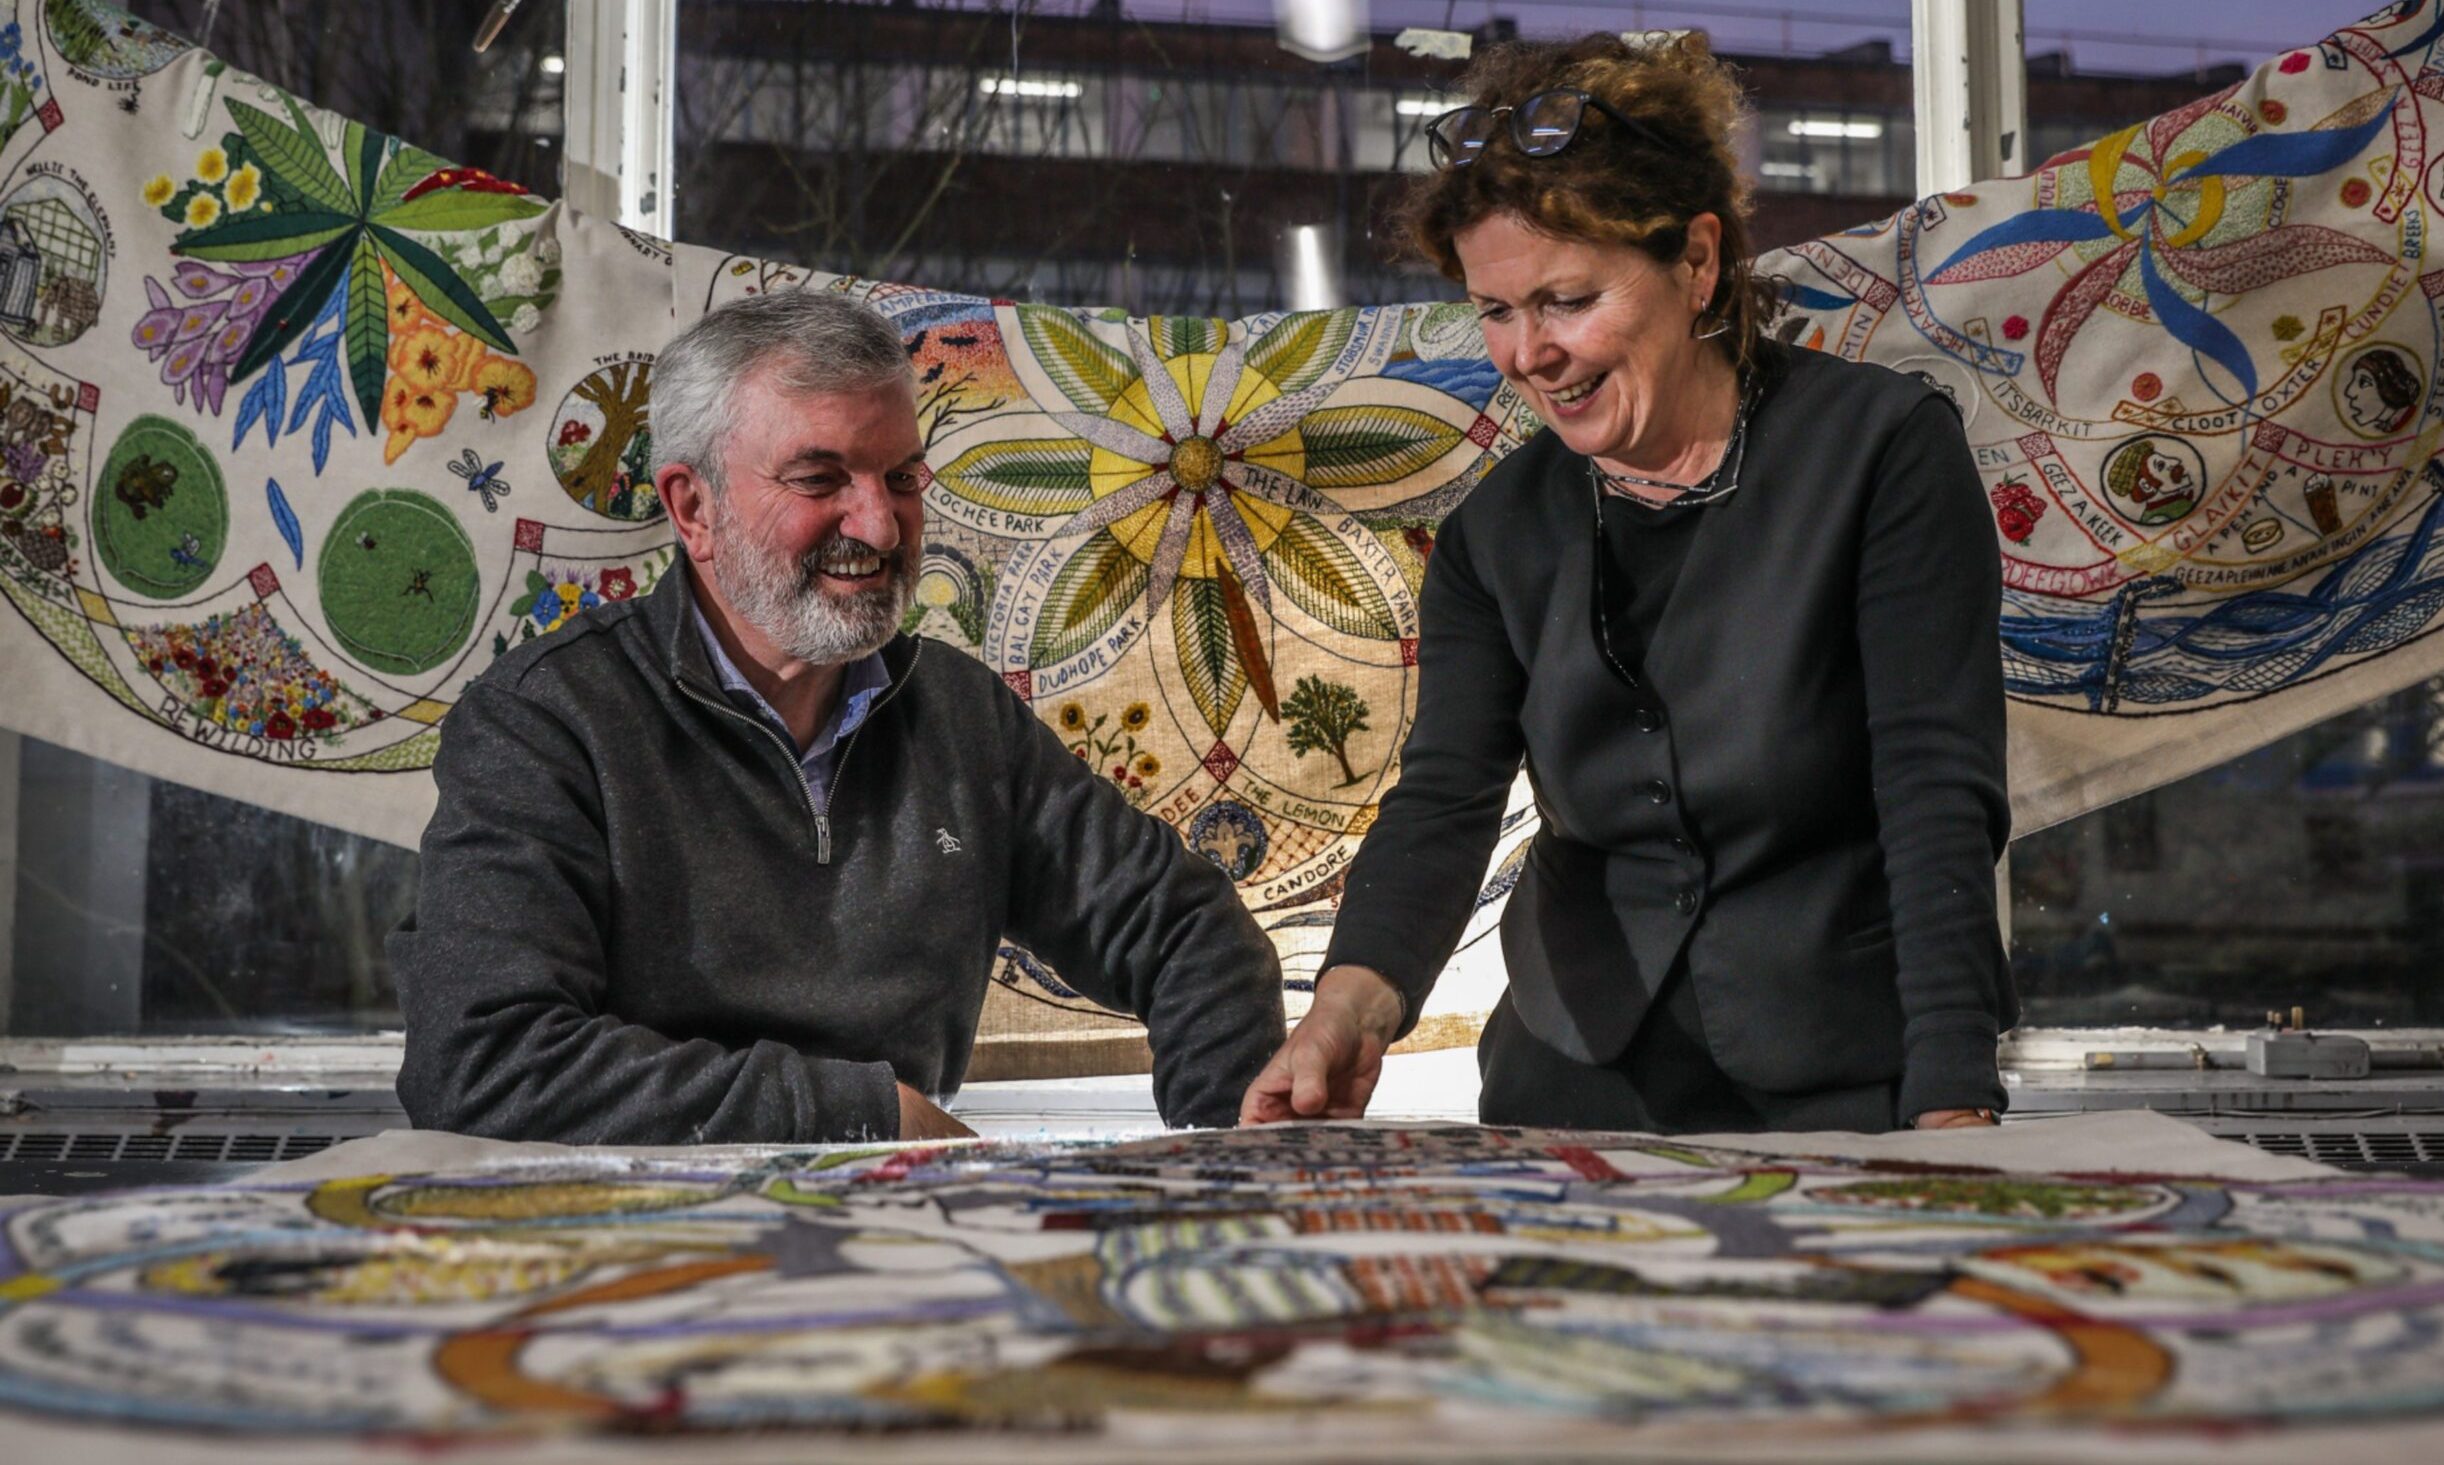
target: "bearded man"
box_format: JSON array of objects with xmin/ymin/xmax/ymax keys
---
[{"xmin": 392, "ymin": 291, "xmax": 1285, "ymax": 1144}]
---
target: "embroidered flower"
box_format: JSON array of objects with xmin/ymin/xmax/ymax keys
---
[
  {"xmin": 1058, "ymin": 702, "xmax": 1088, "ymax": 732},
  {"xmin": 1133, "ymin": 752, "xmax": 1161, "ymax": 779},
  {"xmin": 224, "ymin": 164, "xmax": 262, "ymax": 212},
  {"xmin": 195, "ymin": 148, "xmax": 229, "ymax": 183},
  {"xmin": 600, "ymin": 566, "xmax": 637, "ymax": 600},
  {"xmin": 469, "ymin": 356, "xmax": 537, "ymax": 419},
  {"xmin": 142, "ymin": 174, "xmax": 175, "ymax": 208},
  {"xmin": 390, "ymin": 325, "xmax": 482, "ymax": 392},
  {"xmin": 1121, "ymin": 702, "xmax": 1151, "ymax": 732},
  {"xmin": 558, "ymin": 419, "xmax": 593, "ymax": 447},
  {"xmin": 382, "ymin": 381, "xmax": 455, "ymax": 464},
  {"xmin": 497, "ymin": 250, "xmax": 544, "ymax": 296},
  {"xmin": 184, "ymin": 193, "xmax": 221, "ymax": 229}
]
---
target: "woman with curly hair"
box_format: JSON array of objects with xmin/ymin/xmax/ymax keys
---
[{"xmin": 1241, "ymin": 33, "xmax": 2014, "ymax": 1134}]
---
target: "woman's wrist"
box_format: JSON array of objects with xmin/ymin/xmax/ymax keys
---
[{"xmin": 1314, "ymin": 964, "xmax": 1407, "ymax": 1045}]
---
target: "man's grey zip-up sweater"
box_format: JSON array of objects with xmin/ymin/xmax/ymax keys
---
[{"xmin": 390, "ymin": 562, "xmax": 1286, "ymax": 1143}]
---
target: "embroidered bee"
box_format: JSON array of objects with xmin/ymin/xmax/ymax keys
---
[
  {"xmin": 356, "ymin": 532, "xmax": 379, "ymax": 551},
  {"xmin": 448, "ymin": 448, "xmax": 510, "ymax": 512}
]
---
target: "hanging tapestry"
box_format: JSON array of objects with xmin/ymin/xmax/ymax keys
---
[
  {"xmin": 5, "ymin": 1, "xmax": 2444, "ymax": 1071},
  {"xmin": 1, "ymin": 1115, "xmax": 2440, "ymax": 1460}
]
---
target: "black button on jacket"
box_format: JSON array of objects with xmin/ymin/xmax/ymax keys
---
[{"xmin": 1325, "ymin": 347, "xmax": 2016, "ymax": 1121}]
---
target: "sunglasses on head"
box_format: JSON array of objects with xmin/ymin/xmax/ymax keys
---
[{"xmin": 1425, "ymin": 88, "xmax": 1664, "ymax": 171}]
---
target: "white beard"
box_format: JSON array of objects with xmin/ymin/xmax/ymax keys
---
[{"xmin": 708, "ymin": 496, "xmax": 914, "ymax": 667}]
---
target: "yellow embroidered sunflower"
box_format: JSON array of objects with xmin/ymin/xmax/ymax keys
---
[
  {"xmin": 224, "ymin": 164, "xmax": 262, "ymax": 212},
  {"xmin": 1132, "ymin": 752, "xmax": 1161, "ymax": 779},
  {"xmin": 195, "ymin": 148, "xmax": 229, "ymax": 183},
  {"xmin": 1057, "ymin": 702, "xmax": 1088, "ymax": 732},
  {"xmin": 1121, "ymin": 702, "xmax": 1152, "ymax": 732},
  {"xmin": 184, "ymin": 193, "xmax": 221, "ymax": 228},
  {"xmin": 142, "ymin": 174, "xmax": 175, "ymax": 208}
]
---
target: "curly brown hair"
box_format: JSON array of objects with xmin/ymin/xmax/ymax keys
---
[{"xmin": 1398, "ymin": 32, "xmax": 1781, "ymax": 372}]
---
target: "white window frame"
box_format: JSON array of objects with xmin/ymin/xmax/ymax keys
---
[
  {"xmin": 1911, "ymin": 0, "xmax": 2029, "ymax": 193},
  {"xmin": 562, "ymin": 0, "xmax": 677, "ymax": 234}
]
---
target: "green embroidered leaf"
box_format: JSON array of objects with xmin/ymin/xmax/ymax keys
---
[
  {"xmin": 1247, "ymin": 310, "xmax": 1357, "ymax": 392},
  {"xmin": 1016, "ymin": 305, "xmax": 1135, "ymax": 413},
  {"xmin": 526, "ymin": 569, "xmax": 550, "ymax": 593},
  {"xmin": 1266, "ymin": 513, "xmax": 1400, "ymax": 639},
  {"xmin": 1172, "ymin": 573, "xmax": 1247, "ymax": 737},
  {"xmin": 342, "ymin": 120, "xmax": 377, "ymax": 211},
  {"xmin": 343, "ymin": 233, "xmax": 388, "ymax": 434},
  {"xmin": 1298, "ymin": 404, "xmax": 1467, "ymax": 489},
  {"xmin": 376, "ymin": 187, "xmax": 548, "ymax": 235},
  {"xmin": 1030, "ymin": 532, "xmax": 1149, "ymax": 668},
  {"xmin": 370, "ymin": 141, "xmax": 451, "ymax": 216},
  {"xmin": 171, "ymin": 208, "xmax": 356, "ymax": 263},
  {"xmin": 370, "ymin": 225, "xmax": 514, "ymax": 352},
  {"xmin": 934, "ymin": 438, "xmax": 1094, "ymax": 518},
  {"xmin": 1151, "ymin": 315, "xmax": 1224, "ymax": 358},
  {"xmin": 229, "ymin": 240, "xmax": 352, "ymax": 383},
  {"xmin": 226, "ymin": 98, "xmax": 353, "ymax": 213}
]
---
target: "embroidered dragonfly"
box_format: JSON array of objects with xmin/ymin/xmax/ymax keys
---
[
  {"xmin": 168, "ymin": 531, "xmax": 204, "ymax": 570},
  {"xmin": 448, "ymin": 448, "xmax": 510, "ymax": 513}
]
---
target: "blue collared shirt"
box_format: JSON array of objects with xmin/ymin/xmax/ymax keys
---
[{"xmin": 689, "ymin": 598, "xmax": 891, "ymax": 810}]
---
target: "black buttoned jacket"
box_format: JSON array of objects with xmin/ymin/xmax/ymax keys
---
[{"xmin": 1325, "ymin": 347, "xmax": 2016, "ymax": 1122}]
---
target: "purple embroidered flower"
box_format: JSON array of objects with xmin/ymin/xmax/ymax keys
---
[
  {"xmin": 160, "ymin": 339, "xmax": 203, "ymax": 386},
  {"xmin": 173, "ymin": 264, "xmax": 237, "ymax": 299},
  {"xmin": 172, "ymin": 298, "xmax": 228, "ymax": 344},
  {"xmin": 3, "ymin": 440, "xmax": 44, "ymax": 483}
]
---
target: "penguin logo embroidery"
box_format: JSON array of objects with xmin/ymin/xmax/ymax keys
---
[{"xmin": 934, "ymin": 828, "xmax": 963, "ymax": 854}]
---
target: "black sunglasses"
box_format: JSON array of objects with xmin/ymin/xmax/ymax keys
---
[{"xmin": 1425, "ymin": 88, "xmax": 1664, "ymax": 170}]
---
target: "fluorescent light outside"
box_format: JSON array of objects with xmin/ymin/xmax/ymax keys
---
[
  {"xmin": 1787, "ymin": 118, "xmax": 1883, "ymax": 139},
  {"xmin": 979, "ymin": 76, "xmax": 1083, "ymax": 100},
  {"xmin": 540, "ymin": 53, "xmax": 566, "ymax": 75},
  {"xmin": 1395, "ymin": 98, "xmax": 1446, "ymax": 118},
  {"xmin": 1284, "ymin": 224, "xmax": 1343, "ymax": 312}
]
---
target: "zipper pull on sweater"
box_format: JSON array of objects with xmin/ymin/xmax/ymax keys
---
[{"xmin": 815, "ymin": 814, "xmax": 832, "ymax": 865}]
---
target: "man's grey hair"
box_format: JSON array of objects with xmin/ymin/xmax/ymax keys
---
[{"xmin": 653, "ymin": 290, "xmax": 911, "ymax": 494}]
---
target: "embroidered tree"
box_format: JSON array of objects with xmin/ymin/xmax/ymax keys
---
[
  {"xmin": 566, "ymin": 361, "xmax": 652, "ymax": 516},
  {"xmin": 1284, "ymin": 675, "xmax": 1370, "ymax": 788}
]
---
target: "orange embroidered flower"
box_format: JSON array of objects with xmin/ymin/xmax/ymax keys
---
[
  {"xmin": 382, "ymin": 381, "xmax": 455, "ymax": 464},
  {"xmin": 390, "ymin": 325, "xmax": 481, "ymax": 392},
  {"xmin": 385, "ymin": 267, "xmax": 433, "ymax": 335},
  {"xmin": 469, "ymin": 356, "xmax": 537, "ymax": 419}
]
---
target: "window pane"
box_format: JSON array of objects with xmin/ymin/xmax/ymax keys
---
[
  {"xmin": 2011, "ymin": 683, "xmax": 2444, "ymax": 1027},
  {"xmin": 7, "ymin": 739, "xmax": 414, "ymax": 1036},
  {"xmin": 0, "ymin": 1, "xmax": 566, "ymax": 1038}
]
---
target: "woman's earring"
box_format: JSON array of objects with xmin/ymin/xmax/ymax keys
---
[{"xmin": 1690, "ymin": 311, "xmax": 1729, "ymax": 341}]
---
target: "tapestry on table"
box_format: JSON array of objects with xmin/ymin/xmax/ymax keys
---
[
  {"xmin": 0, "ymin": 1119, "xmax": 2438, "ymax": 1461},
  {"xmin": 6, "ymin": 1, "xmax": 2444, "ymax": 1069}
]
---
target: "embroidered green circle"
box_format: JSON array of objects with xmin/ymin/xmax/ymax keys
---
[
  {"xmin": 319, "ymin": 489, "xmax": 481, "ymax": 676},
  {"xmin": 93, "ymin": 414, "xmax": 227, "ymax": 600}
]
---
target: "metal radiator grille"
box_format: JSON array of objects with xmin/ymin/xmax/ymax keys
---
[
  {"xmin": 2239, "ymin": 1130, "xmax": 2444, "ymax": 1167},
  {"xmin": 0, "ymin": 1132, "xmax": 337, "ymax": 1163}
]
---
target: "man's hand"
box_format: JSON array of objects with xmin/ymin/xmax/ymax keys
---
[
  {"xmin": 1913, "ymin": 1107, "xmax": 1999, "ymax": 1129},
  {"xmin": 1239, "ymin": 965, "xmax": 1406, "ymax": 1125},
  {"xmin": 897, "ymin": 1082, "xmax": 978, "ymax": 1141}
]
